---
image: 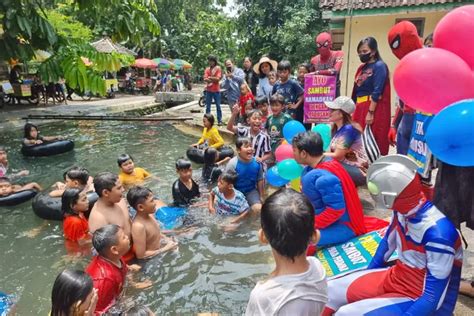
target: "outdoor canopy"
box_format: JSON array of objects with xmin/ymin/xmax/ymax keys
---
[
  {"xmin": 132, "ymin": 58, "xmax": 157, "ymax": 69},
  {"xmin": 152, "ymin": 58, "xmax": 175, "ymax": 70}
]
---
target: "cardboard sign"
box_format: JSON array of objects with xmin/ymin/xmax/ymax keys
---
[
  {"xmin": 303, "ymin": 74, "xmax": 336, "ymax": 124},
  {"xmin": 315, "ymin": 227, "xmax": 397, "ymax": 279}
]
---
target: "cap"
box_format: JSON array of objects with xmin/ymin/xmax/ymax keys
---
[{"xmin": 324, "ymin": 96, "xmax": 355, "ymax": 114}]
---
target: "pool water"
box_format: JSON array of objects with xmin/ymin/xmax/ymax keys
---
[{"xmin": 0, "ymin": 121, "xmax": 272, "ymax": 315}]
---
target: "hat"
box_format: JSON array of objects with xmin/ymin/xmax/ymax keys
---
[
  {"xmin": 324, "ymin": 96, "xmax": 355, "ymax": 114},
  {"xmin": 253, "ymin": 56, "xmax": 278, "ymax": 75}
]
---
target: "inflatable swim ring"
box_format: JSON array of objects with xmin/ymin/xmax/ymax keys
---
[
  {"xmin": 202, "ymin": 165, "xmax": 222, "ymax": 183},
  {"xmin": 21, "ymin": 140, "xmax": 74, "ymax": 157},
  {"xmin": 155, "ymin": 206, "xmax": 187, "ymax": 230},
  {"xmin": 32, "ymin": 191, "xmax": 98, "ymax": 220},
  {"xmin": 0, "ymin": 189, "xmax": 37, "ymax": 207},
  {"xmin": 186, "ymin": 146, "xmax": 234, "ymax": 164}
]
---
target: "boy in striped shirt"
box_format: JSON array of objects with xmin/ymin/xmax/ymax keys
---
[{"xmin": 208, "ymin": 170, "xmax": 250, "ymax": 225}]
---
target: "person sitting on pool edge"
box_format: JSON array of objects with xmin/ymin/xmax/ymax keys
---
[
  {"xmin": 172, "ymin": 158, "xmax": 201, "ymax": 207},
  {"xmin": 127, "ymin": 186, "xmax": 178, "ymax": 260},
  {"xmin": 0, "ymin": 176, "xmax": 42, "ymax": 197},
  {"xmin": 225, "ymin": 137, "xmax": 264, "ymax": 214},
  {"xmin": 246, "ymin": 188, "xmax": 328, "ymax": 315},
  {"xmin": 88, "ymin": 172, "xmax": 135, "ymax": 262},
  {"xmin": 22, "ymin": 123, "xmax": 63, "ymax": 146},
  {"xmin": 190, "ymin": 113, "xmax": 224, "ymax": 150},
  {"xmin": 50, "ymin": 166, "xmax": 93, "ymax": 197},
  {"xmin": 292, "ymin": 131, "xmax": 366, "ymax": 250},
  {"xmin": 86, "ymin": 224, "xmax": 151, "ymax": 314},
  {"xmin": 117, "ymin": 154, "xmax": 153, "ymax": 187}
]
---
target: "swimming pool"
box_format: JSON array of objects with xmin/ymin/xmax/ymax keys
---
[{"xmin": 0, "ymin": 121, "xmax": 272, "ymax": 315}]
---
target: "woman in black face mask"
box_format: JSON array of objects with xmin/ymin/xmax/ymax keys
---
[{"xmin": 351, "ymin": 36, "xmax": 391, "ymax": 156}]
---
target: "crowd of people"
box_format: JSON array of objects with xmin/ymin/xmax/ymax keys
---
[{"xmin": 1, "ymin": 17, "xmax": 473, "ymax": 315}]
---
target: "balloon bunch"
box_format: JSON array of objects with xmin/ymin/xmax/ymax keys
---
[{"xmin": 393, "ymin": 5, "xmax": 474, "ymax": 166}]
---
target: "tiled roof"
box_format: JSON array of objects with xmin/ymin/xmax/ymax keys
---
[{"xmin": 320, "ymin": 0, "xmax": 462, "ymax": 11}]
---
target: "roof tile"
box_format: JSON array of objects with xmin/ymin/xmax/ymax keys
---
[{"xmin": 320, "ymin": 0, "xmax": 460, "ymax": 11}]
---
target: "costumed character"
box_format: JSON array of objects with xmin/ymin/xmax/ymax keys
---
[
  {"xmin": 310, "ymin": 32, "xmax": 344, "ymax": 97},
  {"xmin": 293, "ymin": 131, "xmax": 366, "ymax": 250},
  {"xmin": 323, "ymin": 155, "xmax": 463, "ymax": 316},
  {"xmin": 387, "ymin": 21, "xmax": 422, "ymax": 155}
]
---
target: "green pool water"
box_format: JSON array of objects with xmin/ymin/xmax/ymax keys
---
[{"xmin": 0, "ymin": 121, "xmax": 272, "ymax": 315}]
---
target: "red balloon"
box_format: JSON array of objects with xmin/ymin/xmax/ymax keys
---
[
  {"xmin": 275, "ymin": 144, "xmax": 294, "ymax": 162},
  {"xmin": 434, "ymin": 5, "xmax": 474, "ymax": 70},
  {"xmin": 393, "ymin": 48, "xmax": 474, "ymax": 114}
]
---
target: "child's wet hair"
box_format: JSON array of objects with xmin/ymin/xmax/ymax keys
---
[
  {"xmin": 175, "ymin": 158, "xmax": 192, "ymax": 171},
  {"xmin": 127, "ymin": 185, "xmax": 153, "ymax": 210},
  {"xmin": 51, "ymin": 269, "xmax": 93, "ymax": 316},
  {"xmin": 203, "ymin": 113, "xmax": 215, "ymax": 127},
  {"xmin": 220, "ymin": 170, "xmax": 238, "ymax": 185},
  {"xmin": 124, "ymin": 305, "xmax": 154, "ymax": 316},
  {"xmin": 270, "ymin": 94, "xmax": 285, "ymax": 105},
  {"xmin": 0, "ymin": 176, "xmax": 10, "ymax": 184},
  {"xmin": 66, "ymin": 166, "xmax": 90, "ymax": 185},
  {"xmin": 93, "ymin": 172, "xmax": 119, "ymax": 197},
  {"xmin": 277, "ymin": 60, "xmax": 291, "ymax": 71},
  {"xmin": 246, "ymin": 109, "xmax": 262, "ymax": 120},
  {"xmin": 23, "ymin": 123, "xmax": 38, "ymax": 139},
  {"xmin": 0, "ymin": 146, "xmax": 6, "ymax": 153},
  {"xmin": 61, "ymin": 187, "xmax": 83, "ymax": 216},
  {"xmin": 117, "ymin": 154, "xmax": 133, "ymax": 167},
  {"xmin": 261, "ymin": 187, "xmax": 314, "ymax": 261},
  {"xmin": 92, "ymin": 224, "xmax": 120, "ymax": 256},
  {"xmin": 236, "ymin": 137, "xmax": 251, "ymax": 150},
  {"xmin": 203, "ymin": 147, "xmax": 219, "ymax": 165},
  {"xmin": 292, "ymin": 131, "xmax": 323, "ymax": 157},
  {"xmin": 255, "ymin": 96, "xmax": 268, "ymax": 106}
]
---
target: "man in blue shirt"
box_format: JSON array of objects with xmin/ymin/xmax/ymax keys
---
[
  {"xmin": 222, "ymin": 59, "xmax": 245, "ymax": 112},
  {"xmin": 272, "ymin": 60, "xmax": 304, "ymax": 124}
]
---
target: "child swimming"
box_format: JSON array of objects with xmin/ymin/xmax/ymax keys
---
[
  {"xmin": 117, "ymin": 154, "xmax": 152, "ymax": 187},
  {"xmin": 172, "ymin": 158, "xmax": 200, "ymax": 207},
  {"xmin": 0, "ymin": 146, "xmax": 29, "ymax": 178},
  {"xmin": 22, "ymin": 123, "xmax": 63, "ymax": 146},
  {"xmin": 61, "ymin": 188, "xmax": 91, "ymax": 245},
  {"xmin": 0, "ymin": 177, "xmax": 42, "ymax": 197}
]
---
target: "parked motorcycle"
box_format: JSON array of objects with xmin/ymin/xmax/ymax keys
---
[{"xmin": 198, "ymin": 89, "xmax": 228, "ymax": 107}]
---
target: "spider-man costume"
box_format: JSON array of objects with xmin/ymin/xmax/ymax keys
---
[
  {"xmin": 311, "ymin": 32, "xmax": 344, "ymax": 97},
  {"xmin": 323, "ymin": 155, "xmax": 462, "ymax": 316},
  {"xmin": 387, "ymin": 21, "xmax": 422, "ymax": 155}
]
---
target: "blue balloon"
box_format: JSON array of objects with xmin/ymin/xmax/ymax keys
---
[
  {"xmin": 426, "ymin": 99, "xmax": 474, "ymax": 167},
  {"xmin": 155, "ymin": 206, "xmax": 187, "ymax": 230},
  {"xmin": 283, "ymin": 120, "xmax": 306, "ymax": 144},
  {"xmin": 312, "ymin": 123, "xmax": 332, "ymax": 151},
  {"xmin": 266, "ymin": 166, "xmax": 290, "ymax": 187},
  {"xmin": 277, "ymin": 158, "xmax": 304, "ymax": 180}
]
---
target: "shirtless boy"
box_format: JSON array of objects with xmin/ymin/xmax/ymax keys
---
[
  {"xmin": 88, "ymin": 172, "xmax": 130, "ymax": 238},
  {"xmin": 127, "ymin": 186, "xmax": 177, "ymax": 259}
]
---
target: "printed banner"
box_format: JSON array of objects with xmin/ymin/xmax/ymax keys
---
[
  {"xmin": 407, "ymin": 112, "xmax": 434, "ymax": 178},
  {"xmin": 315, "ymin": 227, "xmax": 397, "ymax": 279},
  {"xmin": 303, "ymin": 74, "xmax": 336, "ymax": 124}
]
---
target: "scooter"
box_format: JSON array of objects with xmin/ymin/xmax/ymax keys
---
[{"xmin": 198, "ymin": 89, "xmax": 228, "ymax": 107}]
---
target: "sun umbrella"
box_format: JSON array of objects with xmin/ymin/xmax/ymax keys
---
[
  {"xmin": 173, "ymin": 59, "xmax": 192, "ymax": 70},
  {"xmin": 152, "ymin": 58, "xmax": 175, "ymax": 70},
  {"xmin": 132, "ymin": 58, "xmax": 157, "ymax": 69}
]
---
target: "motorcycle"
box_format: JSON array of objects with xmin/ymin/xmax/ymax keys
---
[{"xmin": 198, "ymin": 89, "xmax": 228, "ymax": 107}]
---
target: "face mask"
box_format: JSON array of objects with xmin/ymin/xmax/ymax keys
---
[{"xmin": 359, "ymin": 52, "xmax": 372, "ymax": 63}]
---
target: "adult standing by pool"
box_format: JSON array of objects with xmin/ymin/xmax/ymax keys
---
[
  {"xmin": 310, "ymin": 32, "xmax": 344, "ymax": 97},
  {"xmin": 253, "ymin": 56, "xmax": 277, "ymax": 102},
  {"xmin": 351, "ymin": 37, "xmax": 391, "ymax": 156},
  {"xmin": 242, "ymin": 57, "xmax": 258, "ymax": 96},
  {"xmin": 222, "ymin": 59, "xmax": 245, "ymax": 112},
  {"xmin": 204, "ymin": 55, "xmax": 223, "ymax": 125}
]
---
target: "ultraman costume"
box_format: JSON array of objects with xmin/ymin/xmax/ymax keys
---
[{"xmin": 323, "ymin": 155, "xmax": 462, "ymax": 316}]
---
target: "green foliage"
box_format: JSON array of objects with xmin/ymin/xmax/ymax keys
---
[
  {"xmin": 45, "ymin": 9, "xmax": 93, "ymax": 41},
  {"xmin": 236, "ymin": 0, "xmax": 327, "ymax": 66}
]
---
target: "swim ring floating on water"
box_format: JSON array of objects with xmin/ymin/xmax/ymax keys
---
[
  {"xmin": 21, "ymin": 140, "xmax": 74, "ymax": 157},
  {"xmin": 186, "ymin": 146, "xmax": 234, "ymax": 164},
  {"xmin": 0, "ymin": 189, "xmax": 38, "ymax": 207},
  {"xmin": 32, "ymin": 191, "xmax": 98, "ymax": 220}
]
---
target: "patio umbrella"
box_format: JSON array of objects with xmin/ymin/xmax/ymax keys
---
[
  {"xmin": 173, "ymin": 59, "xmax": 192, "ymax": 70},
  {"xmin": 152, "ymin": 58, "xmax": 175, "ymax": 70},
  {"xmin": 133, "ymin": 58, "xmax": 157, "ymax": 69}
]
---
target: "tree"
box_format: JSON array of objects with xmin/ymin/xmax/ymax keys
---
[{"xmin": 236, "ymin": 0, "xmax": 327, "ymax": 66}]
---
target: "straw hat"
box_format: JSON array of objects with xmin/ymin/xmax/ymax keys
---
[{"xmin": 253, "ymin": 56, "xmax": 278, "ymax": 74}]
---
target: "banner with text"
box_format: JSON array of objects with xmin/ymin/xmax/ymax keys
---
[
  {"xmin": 407, "ymin": 112, "xmax": 434, "ymax": 178},
  {"xmin": 315, "ymin": 227, "xmax": 397, "ymax": 279},
  {"xmin": 303, "ymin": 74, "xmax": 336, "ymax": 124}
]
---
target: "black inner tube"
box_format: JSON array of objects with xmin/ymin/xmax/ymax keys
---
[
  {"xmin": 0, "ymin": 189, "xmax": 38, "ymax": 207},
  {"xmin": 21, "ymin": 140, "xmax": 74, "ymax": 157}
]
